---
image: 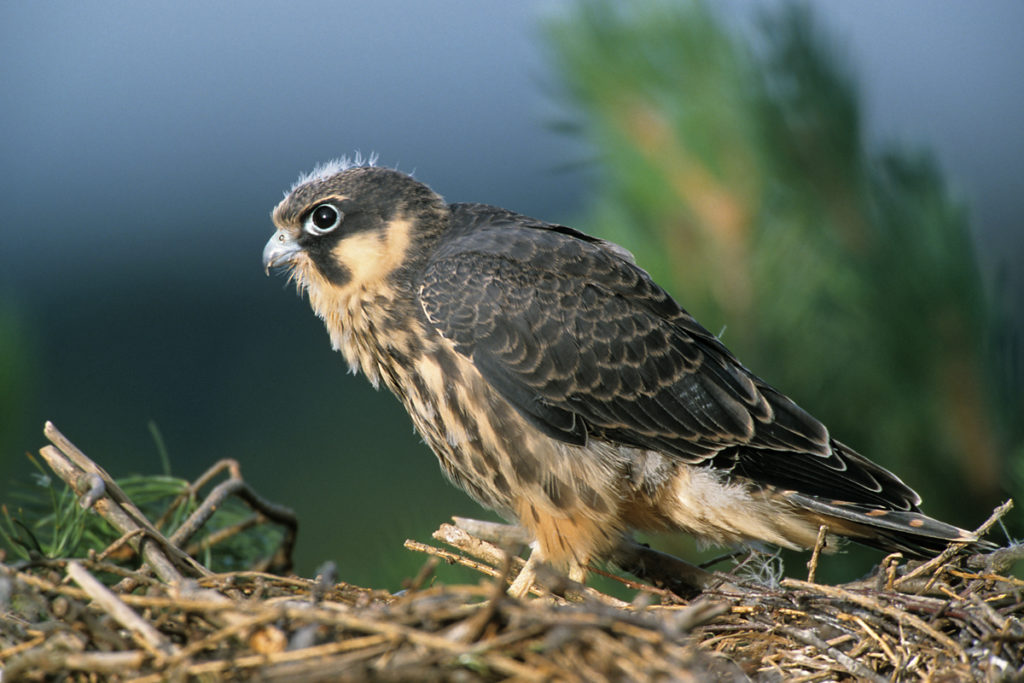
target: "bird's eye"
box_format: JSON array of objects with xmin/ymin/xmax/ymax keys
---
[{"xmin": 304, "ymin": 204, "xmax": 342, "ymax": 235}]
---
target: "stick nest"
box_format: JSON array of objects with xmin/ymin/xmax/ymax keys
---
[{"xmin": 1, "ymin": 423, "xmax": 1021, "ymax": 681}]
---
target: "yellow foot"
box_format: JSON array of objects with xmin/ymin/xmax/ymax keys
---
[
  {"xmin": 567, "ymin": 562, "xmax": 587, "ymax": 585},
  {"xmin": 507, "ymin": 552, "xmax": 539, "ymax": 598},
  {"xmin": 508, "ymin": 553, "xmax": 590, "ymax": 599}
]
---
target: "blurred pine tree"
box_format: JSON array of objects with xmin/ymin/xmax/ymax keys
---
[{"xmin": 546, "ymin": 0, "xmax": 1021, "ymax": 551}]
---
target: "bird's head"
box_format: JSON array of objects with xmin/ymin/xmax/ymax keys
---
[{"xmin": 263, "ymin": 158, "xmax": 448, "ymax": 299}]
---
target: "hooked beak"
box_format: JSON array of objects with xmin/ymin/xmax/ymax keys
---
[{"xmin": 262, "ymin": 230, "xmax": 302, "ymax": 275}]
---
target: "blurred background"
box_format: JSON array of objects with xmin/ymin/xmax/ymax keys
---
[{"xmin": 2, "ymin": 0, "xmax": 1021, "ymax": 587}]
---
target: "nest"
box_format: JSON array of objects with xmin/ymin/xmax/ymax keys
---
[{"xmin": 1, "ymin": 423, "xmax": 1021, "ymax": 681}]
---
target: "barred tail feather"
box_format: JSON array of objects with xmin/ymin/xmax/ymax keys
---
[{"xmin": 784, "ymin": 491, "xmax": 996, "ymax": 557}]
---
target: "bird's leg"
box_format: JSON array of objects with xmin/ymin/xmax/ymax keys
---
[
  {"xmin": 507, "ymin": 550, "xmax": 588, "ymax": 598},
  {"xmin": 608, "ymin": 537, "xmax": 719, "ymax": 597},
  {"xmin": 507, "ymin": 544, "xmax": 541, "ymax": 598},
  {"xmin": 509, "ymin": 498, "xmax": 610, "ymax": 597}
]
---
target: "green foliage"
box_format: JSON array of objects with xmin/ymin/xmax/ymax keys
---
[
  {"xmin": 1, "ymin": 456, "xmax": 95, "ymax": 560},
  {"xmin": 0, "ymin": 454, "xmax": 284, "ymax": 576},
  {"xmin": 546, "ymin": 0, "xmax": 1021, "ymax": 544}
]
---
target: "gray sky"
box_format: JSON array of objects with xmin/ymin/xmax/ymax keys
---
[
  {"xmin": 0, "ymin": 1, "xmax": 581, "ymax": 286},
  {"xmin": 1, "ymin": 1, "xmax": 1021, "ymax": 291},
  {"xmin": 810, "ymin": 1, "xmax": 1024, "ymax": 270}
]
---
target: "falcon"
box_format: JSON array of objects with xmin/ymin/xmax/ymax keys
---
[{"xmin": 263, "ymin": 157, "xmax": 984, "ymax": 594}]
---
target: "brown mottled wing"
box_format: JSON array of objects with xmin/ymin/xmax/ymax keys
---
[{"xmin": 419, "ymin": 204, "xmax": 921, "ymax": 512}]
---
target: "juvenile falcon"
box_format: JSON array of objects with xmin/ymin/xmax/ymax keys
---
[{"xmin": 263, "ymin": 157, "xmax": 984, "ymax": 593}]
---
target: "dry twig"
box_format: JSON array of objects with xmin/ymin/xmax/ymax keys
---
[{"xmin": 1, "ymin": 422, "xmax": 1019, "ymax": 682}]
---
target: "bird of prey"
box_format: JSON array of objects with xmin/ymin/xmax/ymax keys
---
[{"xmin": 263, "ymin": 157, "xmax": 984, "ymax": 594}]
